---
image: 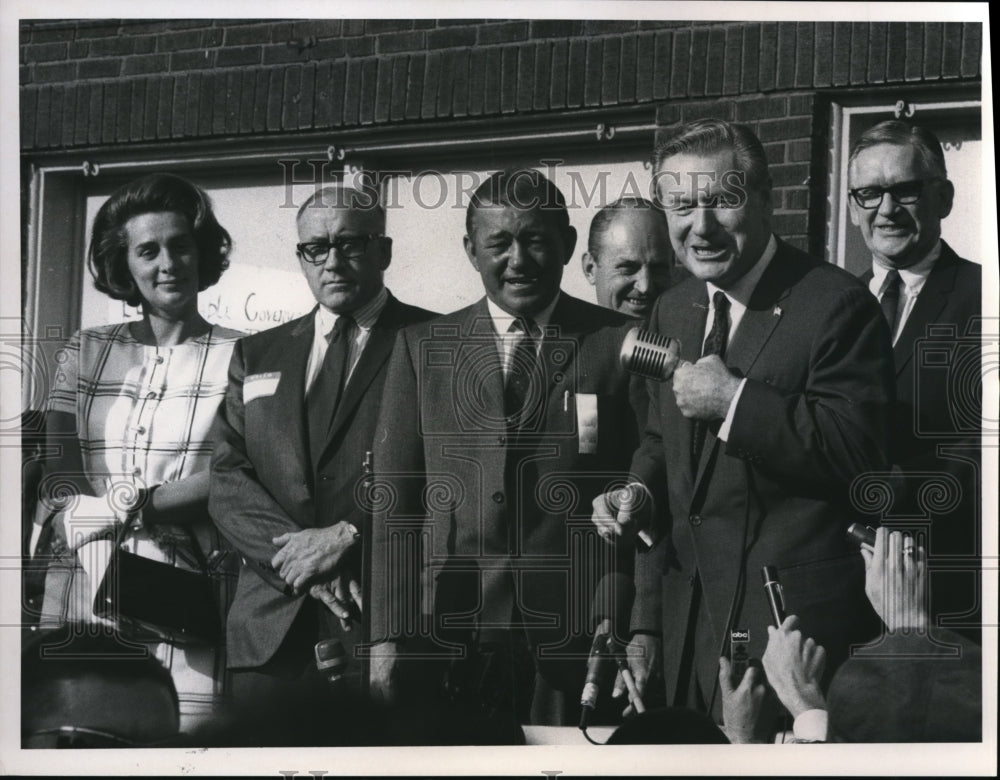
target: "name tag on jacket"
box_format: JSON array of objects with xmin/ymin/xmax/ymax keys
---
[
  {"xmin": 243, "ymin": 372, "xmax": 280, "ymax": 403},
  {"xmin": 576, "ymin": 393, "xmax": 598, "ymax": 454}
]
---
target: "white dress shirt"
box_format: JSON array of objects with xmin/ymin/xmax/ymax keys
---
[
  {"xmin": 485, "ymin": 293, "xmax": 560, "ymax": 378},
  {"xmin": 304, "ymin": 286, "xmax": 388, "ymax": 396},
  {"xmin": 868, "ymin": 241, "xmax": 941, "ymax": 345}
]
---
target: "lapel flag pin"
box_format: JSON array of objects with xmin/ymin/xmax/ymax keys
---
[{"xmin": 773, "ymin": 306, "xmax": 782, "ymax": 317}]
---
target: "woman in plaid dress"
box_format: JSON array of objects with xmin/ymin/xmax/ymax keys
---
[{"xmin": 33, "ymin": 173, "xmax": 244, "ymax": 734}]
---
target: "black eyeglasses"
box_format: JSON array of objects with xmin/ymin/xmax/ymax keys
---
[
  {"xmin": 849, "ymin": 178, "xmax": 942, "ymax": 210},
  {"xmin": 296, "ymin": 234, "xmax": 382, "ymax": 264}
]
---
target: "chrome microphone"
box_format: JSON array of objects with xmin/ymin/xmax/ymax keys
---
[{"xmin": 620, "ymin": 327, "xmax": 681, "ymax": 382}]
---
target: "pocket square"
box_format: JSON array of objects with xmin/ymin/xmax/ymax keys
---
[{"xmin": 243, "ymin": 372, "xmax": 280, "ymax": 403}]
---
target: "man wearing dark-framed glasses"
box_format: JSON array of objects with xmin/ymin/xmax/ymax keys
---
[
  {"xmin": 210, "ymin": 184, "xmax": 435, "ymax": 708},
  {"xmin": 847, "ymin": 119, "xmax": 982, "ymax": 646}
]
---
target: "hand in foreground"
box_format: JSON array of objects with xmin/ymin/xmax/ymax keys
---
[
  {"xmin": 861, "ymin": 527, "xmax": 928, "ymax": 632},
  {"xmin": 761, "ymin": 615, "xmax": 827, "ymax": 719},
  {"xmin": 672, "ymin": 355, "xmax": 741, "ymax": 421},
  {"xmin": 310, "ymin": 574, "xmax": 363, "ymax": 631},
  {"xmin": 718, "ymin": 657, "xmax": 766, "ymax": 743},
  {"xmin": 612, "ymin": 633, "xmax": 661, "ymax": 716},
  {"xmin": 368, "ymin": 641, "xmax": 402, "ymax": 704},
  {"xmin": 590, "ymin": 484, "xmax": 650, "ymax": 546},
  {"xmin": 271, "ymin": 521, "xmax": 360, "ymax": 593}
]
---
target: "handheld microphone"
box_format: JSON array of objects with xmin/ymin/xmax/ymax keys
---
[
  {"xmin": 315, "ymin": 638, "xmax": 348, "ymax": 685},
  {"xmin": 761, "ymin": 565, "xmax": 786, "ymax": 626},
  {"xmin": 580, "ymin": 573, "xmax": 636, "ymax": 728},
  {"xmin": 846, "ymin": 522, "xmax": 876, "ymax": 547},
  {"xmin": 620, "ymin": 327, "xmax": 682, "ymax": 382}
]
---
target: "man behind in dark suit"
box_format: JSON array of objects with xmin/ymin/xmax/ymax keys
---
[
  {"xmin": 592, "ymin": 119, "xmax": 894, "ymax": 735},
  {"xmin": 367, "ymin": 170, "xmax": 641, "ymax": 726},
  {"xmin": 209, "ymin": 185, "xmax": 435, "ymax": 702},
  {"xmin": 848, "ymin": 120, "xmax": 982, "ymax": 641}
]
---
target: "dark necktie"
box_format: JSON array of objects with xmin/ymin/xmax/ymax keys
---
[
  {"xmin": 880, "ymin": 269, "xmax": 902, "ymax": 337},
  {"xmin": 504, "ymin": 318, "xmax": 539, "ymax": 431},
  {"xmin": 306, "ymin": 314, "xmax": 353, "ymax": 467},
  {"xmin": 691, "ymin": 291, "xmax": 731, "ymax": 469}
]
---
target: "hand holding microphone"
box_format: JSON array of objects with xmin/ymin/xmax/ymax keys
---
[{"xmin": 590, "ymin": 484, "xmax": 654, "ymax": 549}]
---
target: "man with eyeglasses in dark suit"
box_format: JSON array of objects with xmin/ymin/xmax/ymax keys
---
[
  {"xmin": 848, "ymin": 120, "xmax": 983, "ymax": 643},
  {"xmin": 210, "ymin": 185, "xmax": 435, "ymax": 704}
]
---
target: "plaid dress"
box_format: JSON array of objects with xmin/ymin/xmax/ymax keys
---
[{"xmin": 43, "ymin": 322, "xmax": 242, "ymax": 731}]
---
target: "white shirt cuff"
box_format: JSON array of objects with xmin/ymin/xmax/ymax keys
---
[
  {"xmin": 716, "ymin": 377, "xmax": 748, "ymax": 442},
  {"xmin": 792, "ymin": 708, "xmax": 828, "ymax": 742}
]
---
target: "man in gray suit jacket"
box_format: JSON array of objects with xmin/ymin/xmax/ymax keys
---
[
  {"xmin": 210, "ymin": 186, "xmax": 435, "ymax": 699},
  {"xmin": 367, "ymin": 170, "xmax": 641, "ymax": 725}
]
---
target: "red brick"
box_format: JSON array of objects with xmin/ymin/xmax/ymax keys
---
[
  {"xmin": 436, "ymin": 19, "xmax": 485, "ymax": 27},
  {"xmin": 33, "ymin": 85, "xmax": 50, "ymax": 146},
  {"xmin": 25, "ymin": 42, "xmax": 69, "ymax": 62},
  {"xmin": 757, "ymin": 116, "xmax": 811, "ymax": 143},
  {"xmin": 566, "ymin": 39, "xmax": 586, "ymax": 107},
  {"xmin": 468, "ymin": 48, "xmax": 487, "ymax": 115},
  {"xmin": 69, "ymin": 41, "xmax": 90, "ymax": 58},
  {"xmin": 775, "ymin": 22, "xmax": 796, "ymax": 89},
  {"xmin": 32, "ymin": 61, "xmax": 75, "ymax": 83},
  {"xmin": 129, "ymin": 79, "xmax": 147, "ymax": 141},
  {"xmin": 500, "ymin": 46, "xmax": 518, "ymax": 114},
  {"xmin": 343, "ymin": 20, "xmax": 365, "ymax": 37},
  {"xmin": 722, "ymin": 24, "xmax": 742, "ymax": 95},
  {"xmin": 516, "ymin": 43, "xmax": 534, "ymax": 112},
  {"xmin": 483, "ymin": 48, "xmax": 502, "ymax": 115},
  {"xmin": 741, "ymin": 24, "xmax": 759, "ymax": 93},
  {"xmin": 76, "ymin": 82, "xmax": 93, "ymax": 144},
  {"xmin": 262, "ymin": 43, "xmax": 308, "ymax": 66},
  {"xmin": 265, "ymin": 67, "xmax": 284, "ymax": 131},
  {"xmin": 198, "ymin": 71, "xmax": 216, "ymax": 136},
  {"xmin": 171, "ymin": 50, "xmax": 213, "ymax": 71},
  {"xmin": 329, "ymin": 60, "xmax": 348, "ymax": 126},
  {"xmin": 47, "ymin": 84, "xmax": 66, "ymax": 147},
  {"xmin": 171, "ymin": 76, "xmax": 187, "ymax": 137},
  {"xmin": 830, "ymin": 22, "xmax": 851, "ymax": 86},
  {"xmin": 61, "ymin": 84, "xmax": 77, "ymax": 147},
  {"xmin": 312, "ymin": 63, "xmax": 334, "ymax": 127},
  {"xmin": 771, "ymin": 212, "xmax": 808, "ymax": 235},
  {"xmin": 224, "ymin": 23, "xmax": 277, "ymax": 46},
  {"xmin": 202, "ymin": 28, "xmax": 224, "ymax": 48},
  {"xmin": 706, "ymin": 27, "xmax": 726, "ymax": 95},
  {"xmin": 157, "ymin": 29, "xmax": 205, "ymax": 51},
  {"xmin": 427, "ymin": 26, "xmax": 476, "ymax": 48},
  {"xmin": 298, "ymin": 63, "xmax": 316, "ymax": 130},
  {"xmin": 377, "ymin": 30, "xmax": 425, "ymax": 55},
  {"xmin": 78, "ymin": 58, "xmax": 120, "ymax": 79},
  {"xmin": 123, "ymin": 54, "xmax": 169, "ymax": 76},
  {"xmin": 345, "ymin": 37, "xmax": 374, "ymax": 57},
  {"xmin": 390, "ymin": 55, "xmax": 409, "ymax": 121},
  {"xmin": 154, "ymin": 76, "xmax": 172, "ymax": 139},
  {"xmin": 850, "ymin": 22, "xmax": 869, "ymax": 84},
  {"xmin": 421, "ymin": 52, "xmax": 442, "ymax": 119},
  {"xmin": 532, "ymin": 42, "xmax": 551, "ymax": 111},
  {"xmin": 478, "ymin": 22, "xmax": 528, "ymax": 45},
  {"xmin": 735, "ymin": 96, "xmax": 786, "ymax": 121},
  {"xmin": 291, "ymin": 20, "xmax": 341, "ymax": 39},
  {"xmin": 886, "ymin": 23, "xmax": 906, "ymax": 81},
  {"xmin": 281, "ymin": 65, "xmax": 302, "ymax": 130},
  {"xmin": 25, "ymin": 25, "xmax": 74, "ymax": 43},
  {"xmin": 583, "ymin": 38, "xmax": 603, "ymax": 107},
  {"xmin": 544, "ymin": 40, "xmax": 565, "ymax": 110},
  {"xmin": 218, "ymin": 46, "xmax": 262, "ymax": 68},
  {"xmin": 941, "ymin": 22, "xmax": 963, "ymax": 78},
  {"xmin": 787, "ymin": 140, "xmax": 811, "ymax": 162},
  {"xmin": 365, "ymin": 19, "xmax": 413, "ymax": 34},
  {"xmin": 360, "ymin": 58, "xmax": 379, "ymax": 124},
  {"xmin": 602, "ymin": 37, "xmax": 621, "ymax": 105},
  {"xmin": 583, "ymin": 21, "xmax": 637, "ymax": 35},
  {"xmin": 763, "ymin": 142, "xmax": 785, "ymax": 165},
  {"xmin": 794, "ymin": 23, "xmax": 813, "ymax": 88},
  {"xmin": 789, "ymin": 94, "xmax": 814, "ymax": 115},
  {"xmin": 20, "ymin": 87, "xmax": 36, "ymax": 149},
  {"xmin": 678, "ymin": 98, "xmax": 733, "ymax": 123},
  {"xmin": 76, "ymin": 23, "xmax": 121, "ymax": 39},
  {"xmin": 404, "ymin": 54, "xmax": 425, "ymax": 120},
  {"xmin": 435, "ymin": 50, "xmax": 456, "ymax": 117},
  {"xmin": 758, "ymin": 23, "xmax": 777, "ymax": 91},
  {"xmin": 867, "ymin": 22, "xmax": 887, "ymax": 83},
  {"xmin": 452, "ymin": 48, "xmax": 471, "ymax": 117},
  {"xmin": 960, "ymin": 23, "xmax": 980, "ymax": 78},
  {"xmin": 619, "ymin": 34, "xmax": 637, "ymax": 103},
  {"xmin": 785, "ymin": 188, "xmax": 809, "ymax": 210},
  {"xmin": 117, "ymin": 81, "xmax": 134, "ymax": 143},
  {"xmin": 905, "ymin": 23, "xmax": 924, "ymax": 81},
  {"xmin": 635, "ymin": 34, "xmax": 654, "ymax": 102},
  {"xmin": 669, "ymin": 29, "xmax": 690, "ymax": 98},
  {"xmin": 652, "ymin": 31, "xmax": 671, "ymax": 101},
  {"xmin": 530, "ymin": 20, "xmax": 583, "ymax": 38},
  {"xmin": 688, "ymin": 27, "xmax": 708, "ymax": 97}
]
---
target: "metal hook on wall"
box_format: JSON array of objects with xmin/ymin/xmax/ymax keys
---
[
  {"xmin": 81, "ymin": 161, "xmax": 100, "ymax": 177},
  {"xmin": 893, "ymin": 100, "xmax": 917, "ymax": 119}
]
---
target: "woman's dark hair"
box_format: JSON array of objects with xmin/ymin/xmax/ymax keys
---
[{"xmin": 88, "ymin": 173, "xmax": 231, "ymax": 307}]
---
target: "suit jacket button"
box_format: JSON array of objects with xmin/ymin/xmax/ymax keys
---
[
  {"xmin": 689, "ymin": 514, "xmax": 702, "ymax": 526},
  {"xmin": 492, "ymin": 491, "xmax": 504, "ymax": 504},
  {"xmin": 498, "ymin": 435, "xmax": 506, "ymax": 445}
]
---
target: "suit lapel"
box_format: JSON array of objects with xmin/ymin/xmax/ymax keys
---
[
  {"xmin": 324, "ymin": 294, "xmax": 403, "ymax": 449},
  {"xmin": 676, "ymin": 284, "xmax": 709, "ymax": 485},
  {"xmin": 692, "ymin": 246, "xmax": 791, "ymax": 492},
  {"xmin": 467, "ymin": 298, "xmax": 506, "ymax": 427},
  {"xmin": 275, "ymin": 311, "xmax": 315, "ymax": 485},
  {"xmin": 891, "ymin": 246, "xmax": 958, "ymax": 377}
]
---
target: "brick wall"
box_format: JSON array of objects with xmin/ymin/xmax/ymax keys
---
[{"xmin": 19, "ymin": 19, "xmax": 983, "ymax": 254}]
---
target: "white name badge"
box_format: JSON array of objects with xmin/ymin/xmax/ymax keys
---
[
  {"xmin": 243, "ymin": 372, "xmax": 281, "ymax": 403},
  {"xmin": 576, "ymin": 393, "xmax": 598, "ymax": 454}
]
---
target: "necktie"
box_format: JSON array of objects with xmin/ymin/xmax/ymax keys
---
[
  {"xmin": 880, "ymin": 269, "xmax": 902, "ymax": 338},
  {"xmin": 306, "ymin": 314, "xmax": 353, "ymax": 467},
  {"xmin": 691, "ymin": 292, "xmax": 731, "ymax": 469},
  {"xmin": 504, "ymin": 318, "xmax": 539, "ymax": 431}
]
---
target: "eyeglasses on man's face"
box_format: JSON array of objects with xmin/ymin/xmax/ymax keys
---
[
  {"xmin": 296, "ymin": 234, "xmax": 382, "ymax": 265},
  {"xmin": 848, "ymin": 178, "xmax": 942, "ymax": 210}
]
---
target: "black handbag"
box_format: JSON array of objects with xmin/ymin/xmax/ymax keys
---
[{"xmin": 92, "ymin": 516, "xmax": 223, "ymax": 646}]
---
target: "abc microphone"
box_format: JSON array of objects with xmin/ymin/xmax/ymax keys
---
[
  {"xmin": 580, "ymin": 573, "xmax": 636, "ymax": 729},
  {"xmin": 761, "ymin": 565, "xmax": 786, "ymax": 626},
  {"xmin": 620, "ymin": 327, "xmax": 682, "ymax": 382}
]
